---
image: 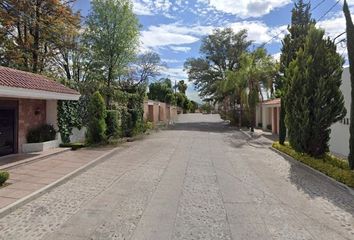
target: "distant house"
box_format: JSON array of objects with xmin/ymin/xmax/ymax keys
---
[
  {"xmin": 0, "ymin": 66, "xmax": 80, "ymax": 157},
  {"xmin": 330, "ymin": 67, "xmax": 351, "ymax": 157},
  {"xmin": 256, "ymin": 98, "xmax": 281, "ymax": 135}
]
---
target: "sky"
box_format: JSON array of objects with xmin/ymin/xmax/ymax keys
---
[{"xmin": 73, "ymin": 0, "xmax": 353, "ymax": 103}]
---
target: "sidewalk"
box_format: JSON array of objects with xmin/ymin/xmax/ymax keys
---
[{"xmin": 0, "ymin": 147, "xmax": 114, "ymax": 209}]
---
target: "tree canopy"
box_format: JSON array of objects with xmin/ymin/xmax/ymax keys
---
[
  {"xmin": 285, "ymin": 26, "xmax": 346, "ymax": 156},
  {"xmin": 185, "ymin": 28, "xmax": 252, "ymax": 101}
]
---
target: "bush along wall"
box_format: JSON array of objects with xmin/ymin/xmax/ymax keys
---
[
  {"xmin": 57, "ymin": 96, "xmax": 88, "ymax": 144},
  {"xmin": 87, "ymin": 91, "xmax": 107, "ymax": 144},
  {"xmin": 105, "ymin": 110, "xmax": 121, "ymax": 138}
]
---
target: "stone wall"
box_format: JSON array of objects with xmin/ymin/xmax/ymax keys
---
[{"xmin": 18, "ymin": 99, "xmax": 46, "ymax": 152}]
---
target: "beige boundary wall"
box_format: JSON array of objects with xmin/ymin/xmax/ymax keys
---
[{"xmin": 143, "ymin": 100, "xmax": 179, "ymax": 125}]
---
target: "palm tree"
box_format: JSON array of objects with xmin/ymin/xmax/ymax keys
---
[{"xmin": 234, "ymin": 48, "xmax": 277, "ymax": 131}]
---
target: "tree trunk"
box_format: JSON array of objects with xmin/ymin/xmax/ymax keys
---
[
  {"xmin": 279, "ymin": 97, "xmax": 286, "ymax": 144},
  {"xmin": 344, "ymin": 0, "xmax": 354, "ymax": 169}
]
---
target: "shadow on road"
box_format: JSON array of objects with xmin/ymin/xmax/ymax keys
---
[
  {"xmin": 169, "ymin": 121, "xmax": 235, "ymax": 133},
  {"xmin": 271, "ymin": 148, "xmax": 354, "ymax": 218}
]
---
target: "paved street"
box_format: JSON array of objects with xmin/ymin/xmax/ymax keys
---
[{"xmin": 0, "ymin": 114, "xmax": 353, "ymax": 240}]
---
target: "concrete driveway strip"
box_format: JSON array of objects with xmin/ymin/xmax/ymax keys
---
[{"xmin": 0, "ymin": 114, "xmax": 353, "ymax": 240}]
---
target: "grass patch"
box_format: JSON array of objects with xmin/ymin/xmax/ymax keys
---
[
  {"xmin": 60, "ymin": 142, "xmax": 86, "ymax": 151},
  {"xmin": 272, "ymin": 142, "xmax": 354, "ymax": 188}
]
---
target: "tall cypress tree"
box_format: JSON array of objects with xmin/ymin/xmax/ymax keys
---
[
  {"xmin": 277, "ymin": 0, "xmax": 315, "ymax": 144},
  {"xmin": 286, "ymin": 26, "xmax": 346, "ymax": 157},
  {"xmin": 343, "ymin": 0, "xmax": 354, "ymax": 169}
]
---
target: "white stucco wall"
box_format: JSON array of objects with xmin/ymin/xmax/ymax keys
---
[
  {"xmin": 329, "ymin": 68, "xmax": 351, "ymax": 157},
  {"xmin": 70, "ymin": 127, "xmax": 87, "ymax": 143}
]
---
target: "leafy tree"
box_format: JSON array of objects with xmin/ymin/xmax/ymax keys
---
[
  {"xmin": 84, "ymin": 0, "xmax": 140, "ymax": 107},
  {"xmin": 189, "ymin": 101, "xmax": 199, "ymax": 113},
  {"xmin": 175, "ymin": 92, "xmax": 187, "ymax": 109},
  {"xmin": 223, "ymin": 70, "xmax": 248, "ymax": 126},
  {"xmin": 278, "ymin": 0, "xmax": 315, "ymax": 144},
  {"xmin": 343, "ymin": 0, "xmax": 354, "ymax": 169},
  {"xmin": 87, "ymin": 91, "xmax": 107, "ymax": 144},
  {"xmin": 148, "ymin": 78, "xmax": 174, "ymax": 103},
  {"xmin": 285, "ymin": 26, "xmax": 346, "ymax": 157},
  {"xmin": 0, "ymin": 0, "xmax": 80, "ymax": 73},
  {"xmin": 177, "ymin": 80, "xmax": 188, "ymax": 94},
  {"xmin": 127, "ymin": 51, "xmax": 164, "ymax": 87},
  {"xmin": 185, "ymin": 28, "xmax": 252, "ymax": 101}
]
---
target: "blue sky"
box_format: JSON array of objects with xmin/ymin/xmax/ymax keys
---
[{"xmin": 73, "ymin": 0, "xmax": 351, "ymax": 102}]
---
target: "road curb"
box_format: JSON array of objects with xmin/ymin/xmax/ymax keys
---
[
  {"xmin": 0, "ymin": 147, "xmax": 121, "ymax": 219},
  {"xmin": 0, "ymin": 148, "xmax": 71, "ymax": 171},
  {"xmin": 270, "ymin": 147, "xmax": 354, "ymax": 197}
]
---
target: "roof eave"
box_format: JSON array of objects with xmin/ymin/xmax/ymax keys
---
[{"xmin": 0, "ymin": 86, "xmax": 80, "ymax": 101}]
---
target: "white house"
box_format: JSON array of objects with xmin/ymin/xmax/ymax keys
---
[
  {"xmin": 329, "ymin": 67, "xmax": 351, "ymax": 157},
  {"xmin": 255, "ymin": 98, "xmax": 281, "ymax": 135}
]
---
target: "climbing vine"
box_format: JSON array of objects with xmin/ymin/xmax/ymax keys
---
[{"xmin": 57, "ymin": 96, "xmax": 88, "ymax": 143}]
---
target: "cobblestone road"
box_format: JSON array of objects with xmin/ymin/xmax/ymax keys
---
[{"xmin": 0, "ymin": 114, "xmax": 353, "ymax": 240}]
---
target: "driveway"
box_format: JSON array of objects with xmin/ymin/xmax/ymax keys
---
[{"xmin": 0, "ymin": 114, "xmax": 353, "ymax": 240}]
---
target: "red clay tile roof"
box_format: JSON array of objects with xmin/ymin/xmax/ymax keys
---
[
  {"xmin": 262, "ymin": 98, "xmax": 281, "ymax": 105},
  {"xmin": 0, "ymin": 66, "xmax": 79, "ymax": 95}
]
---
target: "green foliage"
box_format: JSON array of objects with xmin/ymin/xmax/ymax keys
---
[
  {"xmin": 105, "ymin": 110, "xmax": 120, "ymax": 138},
  {"xmin": 273, "ymin": 142, "xmax": 354, "ymax": 188},
  {"xmin": 201, "ymin": 102, "xmax": 212, "ymax": 114},
  {"xmin": 58, "ymin": 100, "xmax": 82, "ymax": 144},
  {"xmin": 278, "ymin": 0, "xmax": 315, "ymax": 144},
  {"xmin": 27, "ymin": 124, "xmax": 57, "ymax": 143},
  {"xmin": 189, "ymin": 101, "xmax": 199, "ymax": 113},
  {"xmin": 185, "ymin": 28, "xmax": 252, "ymax": 100},
  {"xmin": 343, "ymin": 0, "xmax": 354, "ymax": 170},
  {"xmin": 175, "ymin": 92, "xmax": 187, "ymax": 108},
  {"xmin": 148, "ymin": 78, "xmax": 174, "ymax": 103},
  {"xmin": 84, "ymin": 0, "xmax": 140, "ymax": 107},
  {"xmin": 0, "ymin": 172, "xmax": 9, "ymax": 186},
  {"xmin": 145, "ymin": 121, "xmax": 154, "ymax": 130},
  {"xmin": 57, "ymin": 96, "xmax": 88, "ymax": 144},
  {"xmin": 279, "ymin": 98, "xmax": 286, "ymax": 144},
  {"xmin": 87, "ymin": 92, "xmax": 107, "ymax": 144},
  {"xmin": 177, "ymin": 80, "xmax": 188, "ymax": 94},
  {"xmin": 285, "ymin": 26, "xmax": 346, "ymax": 157}
]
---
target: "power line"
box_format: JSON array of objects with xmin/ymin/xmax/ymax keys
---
[
  {"xmin": 263, "ymin": 0, "xmax": 342, "ymax": 46},
  {"xmin": 312, "ymin": 0, "xmax": 327, "ymax": 11},
  {"xmin": 317, "ymin": 0, "xmax": 341, "ymax": 21}
]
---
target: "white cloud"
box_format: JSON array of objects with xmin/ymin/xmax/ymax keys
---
[
  {"xmin": 230, "ymin": 21, "xmax": 287, "ymax": 44},
  {"xmin": 140, "ymin": 23, "xmax": 213, "ymax": 49},
  {"xmin": 272, "ymin": 52, "xmax": 281, "ymax": 62},
  {"xmin": 140, "ymin": 21, "xmax": 286, "ymax": 51},
  {"xmin": 161, "ymin": 66, "xmax": 187, "ymax": 80},
  {"xmin": 162, "ymin": 59, "xmax": 182, "ymax": 63},
  {"xmin": 169, "ymin": 46, "xmax": 192, "ymax": 52},
  {"xmin": 132, "ymin": 0, "xmax": 154, "ymax": 15},
  {"xmin": 202, "ymin": 0, "xmax": 291, "ymax": 18}
]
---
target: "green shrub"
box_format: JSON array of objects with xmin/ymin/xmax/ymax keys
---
[
  {"xmin": 87, "ymin": 92, "xmax": 107, "ymax": 144},
  {"xmin": 273, "ymin": 142, "xmax": 354, "ymax": 187},
  {"xmin": 27, "ymin": 124, "xmax": 56, "ymax": 143},
  {"xmin": 0, "ymin": 171, "xmax": 9, "ymax": 186},
  {"xmin": 120, "ymin": 107, "xmax": 133, "ymax": 137},
  {"xmin": 105, "ymin": 110, "xmax": 120, "ymax": 138},
  {"xmin": 145, "ymin": 121, "xmax": 153, "ymax": 131}
]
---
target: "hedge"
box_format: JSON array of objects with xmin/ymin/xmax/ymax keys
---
[{"xmin": 273, "ymin": 142, "xmax": 354, "ymax": 188}]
